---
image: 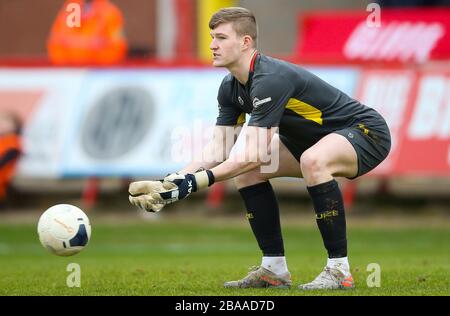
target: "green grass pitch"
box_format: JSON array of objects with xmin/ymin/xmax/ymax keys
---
[{"xmin": 0, "ymin": 216, "xmax": 448, "ymax": 296}]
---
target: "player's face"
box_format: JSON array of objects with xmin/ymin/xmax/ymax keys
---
[{"xmin": 210, "ymin": 23, "xmax": 244, "ymax": 67}]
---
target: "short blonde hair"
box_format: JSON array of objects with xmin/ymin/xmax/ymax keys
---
[{"xmin": 209, "ymin": 7, "xmax": 257, "ymax": 47}]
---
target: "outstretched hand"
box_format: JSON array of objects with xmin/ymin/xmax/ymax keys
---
[
  {"xmin": 127, "ymin": 174, "xmax": 196, "ymax": 212},
  {"xmin": 128, "ymin": 170, "xmax": 215, "ymax": 212},
  {"xmin": 128, "ymin": 180, "xmax": 170, "ymax": 212}
]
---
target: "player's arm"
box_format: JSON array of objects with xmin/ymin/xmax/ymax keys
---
[
  {"xmin": 152, "ymin": 75, "xmax": 293, "ymax": 205},
  {"xmin": 177, "ymin": 124, "xmax": 243, "ymax": 174},
  {"xmin": 209, "ymin": 73, "xmax": 295, "ymax": 181},
  {"xmin": 133, "ymin": 124, "xmax": 275, "ymax": 209},
  {"xmin": 148, "ymin": 124, "xmax": 277, "ymax": 207},
  {"xmin": 129, "ymin": 74, "xmax": 293, "ymax": 211},
  {"xmin": 209, "ymin": 124, "xmax": 277, "ymax": 182},
  {"xmin": 128, "ymin": 124, "xmax": 242, "ymax": 212},
  {"xmin": 129, "ymin": 76, "xmax": 244, "ymax": 212}
]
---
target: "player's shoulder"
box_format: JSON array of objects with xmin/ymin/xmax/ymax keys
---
[
  {"xmin": 220, "ymin": 72, "xmax": 234, "ymax": 85},
  {"xmin": 218, "ymin": 73, "xmax": 234, "ymax": 93},
  {"xmin": 217, "ymin": 73, "xmax": 235, "ymax": 105},
  {"xmin": 254, "ymin": 55, "xmax": 299, "ymax": 82},
  {"xmin": 251, "ymin": 55, "xmax": 296, "ymax": 90},
  {"xmin": 252, "ymin": 54, "xmax": 311, "ymax": 93}
]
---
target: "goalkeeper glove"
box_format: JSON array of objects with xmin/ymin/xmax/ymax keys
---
[
  {"xmin": 158, "ymin": 170, "xmax": 215, "ymax": 204},
  {"xmin": 128, "ymin": 180, "xmax": 168, "ymax": 212},
  {"xmin": 128, "ymin": 170, "xmax": 215, "ymax": 211}
]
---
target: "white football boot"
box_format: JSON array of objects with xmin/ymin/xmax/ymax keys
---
[
  {"xmin": 298, "ymin": 266, "xmax": 355, "ymax": 290},
  {"xmin": 224, "ymin": 266, "xmax": 292, "ymax": 288}
]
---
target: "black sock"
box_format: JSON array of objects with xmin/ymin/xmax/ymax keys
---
[
  {"xmin": 307, "ymin": 179, "xmax": 347, "ymax": 258},
  {"xmin": 238, "ymin": 181, "xmax": 284, "ymax": 256}
]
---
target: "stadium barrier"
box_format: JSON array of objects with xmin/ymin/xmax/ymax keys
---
[{"xmin": 1, "ymin": 62, "xmax": 449, "ymax": 208}]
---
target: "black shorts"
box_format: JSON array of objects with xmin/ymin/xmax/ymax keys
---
[{"xmin": 280, "ymin": 119, "xmax": 391, "ymax": 179}]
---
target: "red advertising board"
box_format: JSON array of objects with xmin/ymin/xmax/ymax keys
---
[
  {"xmin": 400, "ymin": 71, "xmax": 450, "ymax": 175},
  {"xmin": 357, "ymin": 69, "xmax": 450, "ymax": 176},
  {"xmin": 297, "ymin": 8, "xmax": 450, "ymax": 63}
]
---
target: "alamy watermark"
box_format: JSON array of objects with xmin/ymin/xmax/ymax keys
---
[
  {"xmin": 66, "ymin": 2, "xmax": 81, "ymax": 28},
  {"xmin": 366, "ymin": 3, "xmax": 381, "ymax": 28},
  {"xmin": 366, "ymin": 263, "xmax": 381, "ymax": 287},
  {"xmin": 170, "ymin": 121, "xmax": 280, "ymax": 174},
  {"xmin": 66, "ymin": 263, "xmax": 81, "ymax": 287}
]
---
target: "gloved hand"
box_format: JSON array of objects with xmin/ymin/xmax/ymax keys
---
[
  {"xmin": 157, "ymin": 170, "xmax": 215, "ymax": 205},
  {"xmin": 128, "ymin": 170, "xmax": 215, "ymax": 212},
  {"xmin": 128, "ymin": 180, "xmax": 169, "ymax": 212}
]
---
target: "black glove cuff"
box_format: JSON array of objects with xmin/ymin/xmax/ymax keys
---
[{"xmin": 205, "ymin": 170, "xmax": 215, "ymax": 186}]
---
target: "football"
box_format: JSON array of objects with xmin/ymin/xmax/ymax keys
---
[{"xmin": 37, "ymin": 204, "xmax": 91, "ymax": 256}]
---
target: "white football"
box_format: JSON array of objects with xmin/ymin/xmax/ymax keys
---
[{"xmin": 37, "ymin": 204, "xmax": 91, "ymax": 256}]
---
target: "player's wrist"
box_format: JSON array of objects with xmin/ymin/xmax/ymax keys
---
[{"xmin": 193, "ymin": 170, "xmax": 215, "ymax": 191}]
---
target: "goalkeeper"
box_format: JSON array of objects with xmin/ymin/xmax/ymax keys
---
[{"xmin": 129, "ymin": 7, "xmax": 391, "ymax": 290}]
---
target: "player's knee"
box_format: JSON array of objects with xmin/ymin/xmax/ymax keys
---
[
  {"xmin": 300, "ymin": 150, "xmax": 328, "ymax": 177},
  {"xmin": 234, "ymin": 170, "xmax": 267, "ymax": 190}
]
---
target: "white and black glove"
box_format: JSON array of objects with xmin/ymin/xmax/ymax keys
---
[
  {"xmin": 128, "ymin": 170, "xmax": 215, "ymax": 212},
  {"xmin": 158, "ymin": 170, "xmax": 215, "ymax": 204}
]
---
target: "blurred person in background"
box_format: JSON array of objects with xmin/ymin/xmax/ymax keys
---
[
  {"xmin": 47, "ymin": 0, "xmax": 128, "ymax": 65},
  {"xmin": 0, "ymin": 112, "xmax": 21, "ymax": 208},
  {"xmin": 129, "ymin": 7, "xmax": 391, "ymax": 290}
]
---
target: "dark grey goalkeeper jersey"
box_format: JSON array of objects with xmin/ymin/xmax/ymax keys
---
[
  {"xmin": 216, "ymin": 54, "xmax": 391, "ymax": 177},
  {"xmin": 215, "ymin": 53, "xmax": 391, "ymax": 175}
]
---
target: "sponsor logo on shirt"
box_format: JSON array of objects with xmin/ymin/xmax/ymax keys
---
[{"xmin": 252, "ymin": 97, "xmax": 272, "ymax": 108}]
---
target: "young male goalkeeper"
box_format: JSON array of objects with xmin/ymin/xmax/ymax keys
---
[{"xmin": 129, "ymin": 7, "xmax": 391, "ymax": 290}]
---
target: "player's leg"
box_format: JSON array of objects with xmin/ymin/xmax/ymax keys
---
[
  {"xmin": 298, "ymin": 132, "xmax": 356, "ymax": 289},
  {"xmin": 224, "ymin": 134, "xmax": 301, "ymax": 288},
  {"xmin": 298, "ymin": 126, "xmax": 390, "ymax": 290},
  {"xmin": 300, "ymin": 133, "xmax": 358, "ymax": 186}
]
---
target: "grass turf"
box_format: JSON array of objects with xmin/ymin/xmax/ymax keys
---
[{"xmin": 0, "ymin": 217, "xmax": 448, "ymax": 296}]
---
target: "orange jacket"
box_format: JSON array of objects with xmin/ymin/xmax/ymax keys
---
[
  {"xmin": 47, "ymin": 0, "xmax": 127, "ymax": 65},
  {"xmin": 0, "ymin": 133, "xmax": 21, "ymax": 200}
]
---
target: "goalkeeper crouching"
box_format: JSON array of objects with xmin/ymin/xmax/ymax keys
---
[{"xmin": 129, "ymin": 7, "xmax": 391, "ymax": 290}]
